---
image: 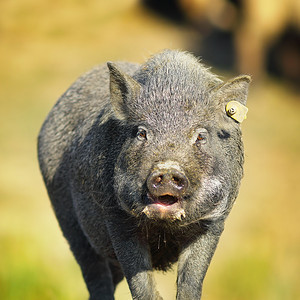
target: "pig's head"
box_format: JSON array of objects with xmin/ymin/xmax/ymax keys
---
[{"xmin": 108, "ymin": 50, "xmax": 250, "ymax": 225}]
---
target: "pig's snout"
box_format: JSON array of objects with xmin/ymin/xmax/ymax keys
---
[{"xmin": 147, "ymin": 168, "xmax": 189, "ymax": 198}]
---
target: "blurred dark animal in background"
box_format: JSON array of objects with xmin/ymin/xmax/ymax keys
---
[{"xmin": 143, "ymin": 0, "xmax": 300, "ymax": 89}]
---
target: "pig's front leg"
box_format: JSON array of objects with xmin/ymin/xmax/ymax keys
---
[
  {"xmin": 176, "ymin": 221, "xmax": 224, "ymax": 300},
  {"xmin": 106, "ymin": 217, "xmax": 162, "ymax": 300}
]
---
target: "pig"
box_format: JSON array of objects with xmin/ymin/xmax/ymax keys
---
[{"xmin": 38, "ymin": 49, "xmax": 250, "ymax": 299}]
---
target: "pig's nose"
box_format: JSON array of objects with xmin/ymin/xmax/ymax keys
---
[{"xmin": 147, "ymin": 169, "xmax": 189, "ymax": 197}]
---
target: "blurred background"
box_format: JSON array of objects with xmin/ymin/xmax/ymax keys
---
[{"xmin": 0, "ymin": 0, "xmax": 299, "ymax": 299}]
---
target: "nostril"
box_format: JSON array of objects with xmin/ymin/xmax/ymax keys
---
[
  {"xmin": 154, "ymin": 175, "xmax": 163, "ymax": 185},
  {"xmin": 172, "ymin": 176, "xmax": 180, "ymax": 185},
  {"xmin": 171, "ymin": 173, "xmax": 188, "ymax": 190}
]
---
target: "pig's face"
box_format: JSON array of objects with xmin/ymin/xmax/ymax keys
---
[
  {"xmin": 108, "ymin": 51, "xmax": 250, "ymax": 225},
  {"xmin": 114, "ymin": 95, "xmax": 244, "ymax": 225}
]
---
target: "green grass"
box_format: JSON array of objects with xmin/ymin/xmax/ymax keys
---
[{"xmin": 1, "ymin": 0, "xmax": 299, "ymax": 299}]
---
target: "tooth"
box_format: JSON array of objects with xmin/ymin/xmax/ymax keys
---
[
  {"xmin": 175, "ymin": 208, "xmax": 185, "ymax": 220},
  {"xmin": 142, "ymin": 206, "xmax": 150, "ymax": 217},
  {"xmin": 180, "ymin": 209, "xmax": 186, "ymax": 219}
]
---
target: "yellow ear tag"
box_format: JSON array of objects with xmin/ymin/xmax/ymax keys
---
[{"xmin": 226, "ymin": 101, "xmax": 248, "ymax": 123}]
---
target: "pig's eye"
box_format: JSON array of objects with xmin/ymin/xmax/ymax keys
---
[
  {"xmin": 195, "ymin": 129, "xmax": 208, "ymax": 145},
  {"xmin": 136, "ymin": 128, "xmax": 147, "ymax": 141},
  {"xmin": 197, "ymin": 133, "xmax": 205, "ymax": 141}
]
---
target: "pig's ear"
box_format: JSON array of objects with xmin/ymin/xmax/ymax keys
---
[
  {"xmin": 216, "ymin": 75, "xmax": 251, "ymax": 123},
  {"xmin": 107, "ymin": 62, "xmax": 141, "ymax": 120}
]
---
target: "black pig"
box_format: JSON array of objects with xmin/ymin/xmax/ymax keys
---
[{"xmin": 38, "ymin": 50, "xmax": 250, "ymax": 299}]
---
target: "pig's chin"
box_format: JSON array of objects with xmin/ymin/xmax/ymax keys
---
[{"xmin": 142, "ymin": 193, "xmax": 186, "ymax": 221}]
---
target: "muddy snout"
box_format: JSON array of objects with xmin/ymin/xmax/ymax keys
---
[
  {"xmin": 146, "ymin": 168, "xmax": 189, "ymax": 200},
  {"xmin": 143, "ymin": 167, "xmax": 188, "ymax": 220}
]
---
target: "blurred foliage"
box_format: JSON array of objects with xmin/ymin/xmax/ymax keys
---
[{"xmin": 0, "ymin": 0, "xmax": 299, "ymax": 299}]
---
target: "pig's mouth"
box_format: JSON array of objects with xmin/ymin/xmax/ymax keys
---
[
  {"xmin": 151, "ymin": 194, "xmax": 178, "ymax": 206},
  {"xmin": 142, "ymin": 193, "xmax": 186, "ymax": 221}
]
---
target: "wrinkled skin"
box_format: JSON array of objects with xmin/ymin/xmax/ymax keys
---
[{"xmin": 38, "ymin": 50, "xmax": 250, "ymax": 299}]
